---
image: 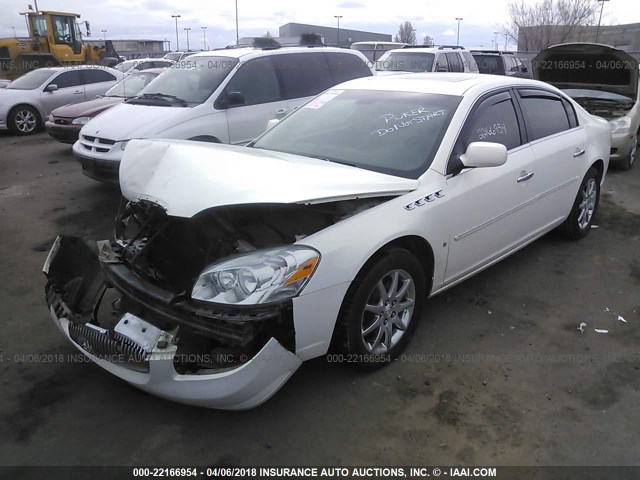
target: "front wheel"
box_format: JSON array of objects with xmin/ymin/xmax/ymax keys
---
[
  {"xmin": 8, "ymin": 105, "xmax": 41, "ymax": 135},
  {"xmin": 336, "ymin": 248, "xmax": 425, "ymax": 369},
  {"xmin": 618, "ymin": 133, "xmax": 637, "ymax": 171},
  {"xmin": 558, "ymin": 166, "xmax": 601, "ymax": 240}
]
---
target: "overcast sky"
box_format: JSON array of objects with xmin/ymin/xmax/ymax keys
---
[{"xmin": 0, "ymin": 0, "xmax": 636, "ymax": 51}]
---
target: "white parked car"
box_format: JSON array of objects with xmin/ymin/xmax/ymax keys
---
[
  {"xmin": 73, "ymin": 46, "xmax": 372, "ymax": 183},
  {"xmin": 375, "ymin": 45, "xmax": 479, "ymax": 74},
  {"xmin": 0, "ymin": 66, "xmax": 123, "ymax": 135},
  {"xmin": 113, "ymin": 58, "xmax": 174, "ymax": 75},
  {"xmin": 44, "ymin": 74, "xmax": 610, "ymax": 409}
]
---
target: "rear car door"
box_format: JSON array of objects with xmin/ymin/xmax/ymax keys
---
[
  {"xmin": 514, "ymin": 88, "xmax": 587, "ymax": 228},
  {"xmin": 81, "ymin": 69, "xmax": 119, "ymax": 98},
  {"xmin": 444, "ymin": 91, "xmax": 538, "ymax": 284},
  {"xmin": 223, "ymin": 56, "xmax": 286, "ymax": 145},
  {"xmin": 40, "ymin": 70, "xmax": 85, "ymax": 114}
]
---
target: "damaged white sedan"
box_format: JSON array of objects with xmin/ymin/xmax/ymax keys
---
[{"xmin": 43, "ymin": 73, "xmax": 611, "ymax": 409}]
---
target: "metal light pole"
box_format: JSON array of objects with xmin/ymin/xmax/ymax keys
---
[
  {"xmin": 503, "ymin": 32, "xmax": 508, "ymax": 50},
  {"xmin": 101, "ymin": 29, "xmax": 107, "ymax": 41},
  {"xmin": 171, "ymin": 14, "xmax": 181, "ymax": 51},
  {"xmin": 334, "ymin": 15, "xmax": 343, "ymax": 47},
  {"xmin": 201, "ymin": 26, "xmax": 207, "ymax": 50},
  {"xmin": 595, "ymin": 0, "xmax": 610, "ymax": 43},
  {"xmin": 493, "ymin": 31, "xmax": 499, "ymax": 50},
  {"xmin": 184, "ymin": 27, "xmax": 191, "ymax": 51},
  {"xmin": 235, "ymin": 0, "xmax": 239, "ymax": 47},
  {"xmin": 455, "ymin": 17, "xmax": 463, "ymax": 46},
  {"xmin": 12, "ymin": 26, "xmax": 16, "ymax": 38}
]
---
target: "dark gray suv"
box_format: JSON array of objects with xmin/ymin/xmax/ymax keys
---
[{"xmin": 471, "ymin": 50, "xmax": 531, "ymax": 78}]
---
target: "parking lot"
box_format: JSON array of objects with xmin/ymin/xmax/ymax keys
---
[{"xmin": 0, "ymin": 130, "xmax": 639, "ymax": 466}]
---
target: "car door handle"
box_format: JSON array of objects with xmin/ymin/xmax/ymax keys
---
[
  {"xmin": 275, "ymin": 108, "xmax": 288, "ymax": 117},
  {"xmin": 72, "ymin": 90, "xmax": 83, "ymax": 95},
  {"xmin": 573, "ymin": 149, "xmax": 586, "ymax": 157},
  {"xmin": 517, "ymin": 171, "xmax": 534, "ymax": 183}
]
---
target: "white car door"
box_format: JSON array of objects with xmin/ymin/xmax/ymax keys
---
[
  {"xmin": 40, "ymin": 70, "xmax": 85, "ymax": 115},
  {"xmin": 224, "ymin": 56, "xmax": 288, "ymax": 145},
  {"xmin": 515, "ymin": 89, "xmax": 588, "ymax": 229},
  {"xmin": 443, "ymin": 91, "xmax": 539, "ymax": 285}
]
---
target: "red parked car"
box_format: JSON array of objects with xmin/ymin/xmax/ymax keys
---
[{"xmin": 45, "ymin": 68, "xmax": 166, "ymax": 144}]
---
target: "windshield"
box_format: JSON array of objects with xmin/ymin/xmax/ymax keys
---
[
  {"xmin": 562, "ymin": 88, "xmax": 634, "ymax": 104},
  {"xmin": 7, "ymin": 69, "xmax": 55, "ymax": 90},
  {"xmin": 376, "ymin": 52, "xmax": 435, "ymax": 72},
  {"xmin": 253, "ymin": 89, "xmax": 461, "ymax": 179},
  {"xmin": 129, "ymin": 56, "xmax": 238, "ymax": 105},
  {"xmin": 472, "ymin": 55, "xmax": 502, "ymax": 74},
  {"xmin": 105, "ymin": 71, "xmax": 160, "ymax": 98},
  {"xmin": 164, "ymin": 52, "xmax": 182, "ymax": 61},
  {"xmin": 114, "ymin": 60, "xmax": 137, "ymax": 73}
]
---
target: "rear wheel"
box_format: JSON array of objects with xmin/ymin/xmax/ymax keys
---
[
  {"xmin": 558, "ymin": 166, "xmax": 600, "ymax": 240},
  {"xmin": 8, "ymin": 105, "xmax": 41, "ymax": 135},
  {"xmin": 336, "ymin": 248, "xmax": 425, "ymax": 369}
]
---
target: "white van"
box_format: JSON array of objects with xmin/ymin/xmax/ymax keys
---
[{"xmin": 73, "ymin": 46, "xmax": 372, "ymax": 183}]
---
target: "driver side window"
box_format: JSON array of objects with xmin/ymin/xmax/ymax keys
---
[
  {"xmin": 463, "ymin": 94, "xmax": 522, "ymax": 150},
  {"xmin": 223, "ymin": 57, "xmax": 281, "ymax": 107}
]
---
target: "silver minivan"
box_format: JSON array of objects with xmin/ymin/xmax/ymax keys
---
[{"xmin": 73, "ymin": 46, "xmax": 373, "ymax": 183}]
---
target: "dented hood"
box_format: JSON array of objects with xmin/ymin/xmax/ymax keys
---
[
  {"xmin": 120, "ymin": 139, "xmax": 419, "ymax": 217},
  {"xmin": 532, "ymin": 43, "xmax": 639, "ymax": 99}
]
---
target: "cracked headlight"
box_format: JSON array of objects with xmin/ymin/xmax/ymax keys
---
[
  {"xmin": 192, "ymin": 246, "xmax": 320, "ymax": 305},
  {"xmin": 609, "ymin": 116, "xmax": 631, "ymax": 134},
  {"xmin": 71, "ymin": 116, "xmax": 92, "ymax": 125}
]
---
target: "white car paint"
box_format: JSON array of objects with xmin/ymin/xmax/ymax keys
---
[{"xmin": 45, "ymin": 73, "xmax": 611, "ymax": 409}]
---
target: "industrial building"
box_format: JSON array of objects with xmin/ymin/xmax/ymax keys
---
[
  {"xmin": 110, "ymin": 39, "xmax": 169, "ymax": 59},
  {"xmin": 279, "ymin": 22, "xmax": 391, "ymax": 47}
]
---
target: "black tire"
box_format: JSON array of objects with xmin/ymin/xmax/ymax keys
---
[
  {"xmin": 558, "ymin": 166, "xmax": 601, "ymax": 240},
  {"xmin": 8, "ymin": 105, "xmax": 41, "ymax": 136},
  {"xmin": 335, "ymin": 248, "xmax": 426, "ymax": 369},
  {"xmin": 617, "ymin": 132, "xmax": 638, "ymax": 171}
]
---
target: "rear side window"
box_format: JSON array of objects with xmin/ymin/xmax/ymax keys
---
[
  {"xmin": 562, "ymin": 98, "xmax": 579, "ymax": 128},
  {"xmin": 463, "ymin": 92, "xmax": 522, "ymax": 150},
  {"xmin": 272, "ymin": 53, "xmax": 333, "ymax": 99},
  {"xmin": 51, "ymin": 70, "xmax": 83, "ymax": 89},
  {"xmin": 445, "ymin": 53, "xmax": 463, "ymax": 72},
  {"xmin": 518, "ymin": 90, "xmax": 571, "ymax": 141},
  {"xmin": 224, "ymin": 57, "xmax": 281, "ymax": 106},
  {"xmin": 325, "ymin": 52, "xmax": 371, "ymax": 84},
  {"xmin": 435, "ymin": 54, "xmax": 449, "ymax": 71},
  {"xmin": 83, "ymin": 69, "xmax": 117, "ymax": 84},
  {"xmin": 461, "ymin": 51, "xmax": 477, "ymax": 72}
]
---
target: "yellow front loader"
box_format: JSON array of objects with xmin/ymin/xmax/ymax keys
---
[{"xmin": 0, "ymin": 10, "xmax": 120, "ymax": 80}]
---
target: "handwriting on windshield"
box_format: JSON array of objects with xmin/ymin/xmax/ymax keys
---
[
  {"xmin": 476, "ymin": 123, "xmax": 507, "ymax": 140},
  {"xmin": 371, "ymin": 108, "xmax": 446, "ymax": 137}
]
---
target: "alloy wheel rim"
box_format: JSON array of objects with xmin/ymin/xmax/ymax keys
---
[
  {"xmin": 577, "ymin": 178, "xmax": 597, "ymax": 230},
  {"xmin": 15, "ymin": 110, "xmax": 36, "ymax": 133},
  {"xmin": 361, "ymin": 269, "xmax": 415, "ymax": 354}
]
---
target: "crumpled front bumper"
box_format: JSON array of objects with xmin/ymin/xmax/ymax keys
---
[{"xmin": 43, "ymin": 236, "xmax": 302, "ymax": 410}]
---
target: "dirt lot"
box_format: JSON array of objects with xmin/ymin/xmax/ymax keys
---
[{"xmin": 0, "ymin": 131, "xmax": 639, "ymax": 467}]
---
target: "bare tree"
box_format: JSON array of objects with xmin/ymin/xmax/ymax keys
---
[
  {"xmin": 262, "ymin": 31, "xmax": 272, "ymax": 38},
  {"xmin": 423, "ymin": 34, "xmax": 434, "ymax": 46},
  {"xmin": 394, "ymin": 21, "xmax": 417, "ymax": 44},
  {"xmin": 507, "ymin": 0, "xmax": 598, "ymax": 51}
]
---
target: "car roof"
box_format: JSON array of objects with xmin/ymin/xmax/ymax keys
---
[
  {"xmin": 384, "ymin": 47, "xmax": 470, "ymax": 54},
  {"xmin": 338, "ymin": 73, "xmax": 552, "ymax": 96},
  {"xmin": 129, "ymin": 67, "xmax": 167, "ymax": 74},
  {"xmin": 188, "ymin": 46, "xmax": 364, "ymax": 60}
]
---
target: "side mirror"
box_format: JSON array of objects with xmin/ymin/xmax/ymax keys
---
[
  {"xmin": 521, "ymin": 66, "xmax": 528, "ymax": 73},
  {"xmin": 460, "ymin": 142, "xmax": 507, "ymax": 168},
  {"xmin": 436, "ymin": 66, "xmax": 447, "ymax": 72},
  {"xmin": 266, "ymin": 118, "xmax": 280, "ymax": 131},
  {"xmin": 45, "ymin": 84, "xmax": 58, "ymax": 92},
  {"xmin": 225, "ymin": 91, "xmax": 245, "ymax": 108}
]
